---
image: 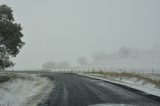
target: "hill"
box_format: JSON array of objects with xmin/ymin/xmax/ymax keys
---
[{"xmin": 87, "ymin": 49, "xmax": 160, "ymax": 73}]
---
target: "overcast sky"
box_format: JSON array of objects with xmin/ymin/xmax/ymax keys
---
[{"xmin": 1, "ymin": 0, "xmax": 160, "ymax": 69}]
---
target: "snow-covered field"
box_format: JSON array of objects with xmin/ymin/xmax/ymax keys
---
[
  {"xmin": 78, "ymin": 73, "xmax": 160, "ymax": 97},
  {"xmin": 0, "ymin": 73, "xmax": 54, "ymax": 106}
]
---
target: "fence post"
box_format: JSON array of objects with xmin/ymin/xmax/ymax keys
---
[
  {"xmin": 142, "ymin": 68, "xmax": 144, "ymax": 75},
  {"xmin": 152, "ymin": 68, "xmax": 154, "ymax": 76},
  {"xmin": 38, "ymin": 70, "xmax": 40, "ymax": 80}
]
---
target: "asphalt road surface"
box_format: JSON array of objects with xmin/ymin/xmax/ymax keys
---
[{"xmin": 38, "ymin": 73, "xmax": 160, "ymax": 106}]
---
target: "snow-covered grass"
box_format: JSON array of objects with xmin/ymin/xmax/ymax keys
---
[
  {"xmin": 93, "ymin": 71, "xmax": 160, "ymax": 88},
  {"xmin": 0, "ymin": 73, "xmax": 54, "ymax": 106},
  {"xmin": 78, "ymin": 72, "xmax": 160, "ymax": 97}
]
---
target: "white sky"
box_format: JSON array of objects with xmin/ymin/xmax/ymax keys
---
[{"xmin": 1, "ymin": 0, "xmax": 160, "ymax": 69}]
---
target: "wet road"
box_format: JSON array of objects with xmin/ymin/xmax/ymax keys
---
[{"xmin": 38, "ymin": 73, "xmax": 160, "ymax": 106}]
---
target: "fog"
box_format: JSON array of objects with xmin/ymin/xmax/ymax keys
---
[{"xmin": 2, "ymin": 0, "xmax": 160, "ymax": 69}]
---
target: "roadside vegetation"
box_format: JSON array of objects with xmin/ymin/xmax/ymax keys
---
[
  {"xmin": 0, "ymin": 72, "xmax": 34, "ymax": 83},
  {"xmin": 87, "ymin": 71, "xmax": 160, "ymax": 88},
  {"xmin": 0, "ymin": 74, "xmax": 10, "ymax": 83}
]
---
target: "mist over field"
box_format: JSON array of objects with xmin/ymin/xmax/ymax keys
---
[
  {"xmin": 84, "ymin": 48, "xmax": 160, "ymax": 72},
  {"xmin": 1, "ymin": 0, "xmax": 160, "ymax": 70}
]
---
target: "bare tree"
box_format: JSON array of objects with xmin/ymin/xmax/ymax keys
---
[
  {"xmin": 58, "ymin": 61, "xmax": 70, "ymax": 68},
  {"xmin": 77, "ymin": 57, "xmax": 88, "ymax": 66},
  {"xmin": 92, "ymin": 52, "xmax": 107, "ymax": 61},
  {"xmin": 119, "ymin": 47, "xmax": 130, "ymax": 57},
  {"xmin": 42, "ymin": 61, "xmax": 57, "ymax": 69},
  {"xmin": 42, "ymin": 61, "xmax": 70, "ymax": 69}
]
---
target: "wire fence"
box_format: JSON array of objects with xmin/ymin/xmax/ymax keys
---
[{"xmin": 1, "ymin": 67, "xmax": 160, "ymax": 80}]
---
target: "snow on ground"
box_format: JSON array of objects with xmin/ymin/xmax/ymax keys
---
[
  {"xmin": 0, "ymin": 73, "xmax": 54, "ymax": 106},
  {"xmin": 78, "ymin": 73, "xmax": 160, "ymax": 97}
]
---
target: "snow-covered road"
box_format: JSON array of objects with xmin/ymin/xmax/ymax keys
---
[
  {"xmin": 39, "ymin": 73, "xmax": 160, "ymax": 106},
  {"xmin": 79, "ymin": 73, "xmax": 160, "ymax": 97}
]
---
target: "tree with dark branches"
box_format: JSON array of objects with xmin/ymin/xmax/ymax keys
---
[{"xmin": 0, "ymin": 4, "xmax": 25, "ymax": 70}]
